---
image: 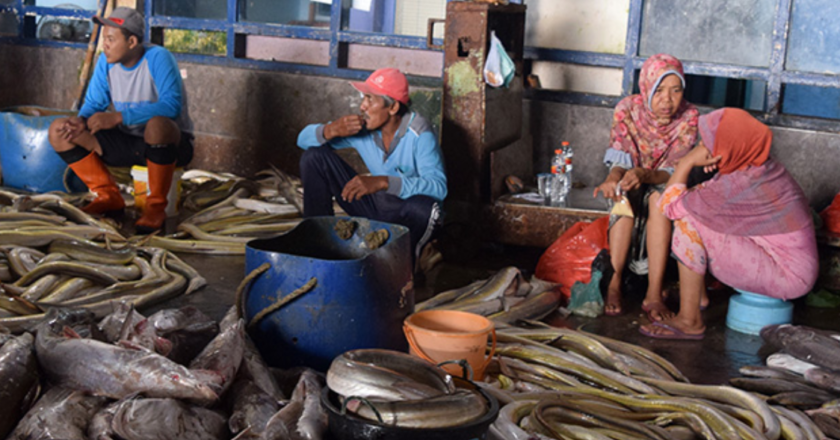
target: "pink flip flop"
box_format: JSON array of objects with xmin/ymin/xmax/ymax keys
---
[{"xmin": 639, "ymin": 321, "xmax": 705, "ymax": 340}]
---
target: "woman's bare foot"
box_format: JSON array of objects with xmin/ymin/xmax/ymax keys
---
[
  {"xmin": 661, "ymin": 283, "xmax": 679, "ymax": 301},
  {"xmin": 605, "ymin": 277, "xmax": 622, "ymax": 316},
  {"xmin": 642, "ymin": 300, "xmax": 674, "ymax": 322},
  {"xmin": 640, "ymin": 316, "xmax": 705, "ymax": 340}
]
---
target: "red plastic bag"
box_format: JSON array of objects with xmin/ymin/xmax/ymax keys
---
[
  {"xmin": 535, "ymin": 216, "xmax": 610, "ymax": 298},
  {"xmin": 821, "ymin": 193, "xmax": 840, "ymax": 234}
]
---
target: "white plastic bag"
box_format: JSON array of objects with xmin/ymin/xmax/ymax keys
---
[{"xmin": 484, "ymin": 31, "xmax": 515, "ymax": 88}]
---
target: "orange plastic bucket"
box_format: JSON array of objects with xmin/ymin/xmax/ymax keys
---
[{"xmin": 403, "ymin": 310, "xmax": 496, "ymax": 381}]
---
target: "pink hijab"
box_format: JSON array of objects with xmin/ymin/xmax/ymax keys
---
[
  {"xmin": 682, "ymin": 108, "xmax": 812, "ymax": 236},
  {"xmin": 608, "ymin": 54, "xmax": 699, "ymax": 170}
]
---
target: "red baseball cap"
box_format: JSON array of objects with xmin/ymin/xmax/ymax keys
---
[{"xmin": 351, "ymin": 68, "xmax": 410, "ymax": 105}]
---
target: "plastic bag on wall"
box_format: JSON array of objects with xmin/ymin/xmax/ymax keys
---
[{"xmin": 484, "ymin": 31, "xmax": 515, "ymax": 88}]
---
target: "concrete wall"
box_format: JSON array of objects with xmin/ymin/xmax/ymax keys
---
[
  {"xmin": 0, "ymin": 44, "xmax": 441, "ymax": 179},
  {"xmin": 0, "ymin": 45, "xmax": 82, "ymax": 109},
  {"xmin": 2, "ymin": 43, "xmax": 839, "ymax": 209},
  {"xmin": 526, "ymin": 100, "xmax": 840, "ymax": 210}
]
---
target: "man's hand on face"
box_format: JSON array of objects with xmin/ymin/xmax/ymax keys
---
[
  {"xmin": 59, "ymin": 116, "xmax": 87, "ymax": 141},
  {"xmin": 86, "ymin": 112, "xmax": 123, "ymax": 134},
  {"xmin": 341, "ymin": 175, "xmax": 389, "ymax": 203},
  {"xmin": 324, "ymin": 115, "xmax": 365, "ymax": 140}
]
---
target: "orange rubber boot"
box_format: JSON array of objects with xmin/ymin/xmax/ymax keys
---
[
  {"xmin": 135, "ymin": 161, "xmax": 175, "ymax": 234},
  {"xmin": 68, "ymin": 152, "xmax": 125, "ymax": 214}
]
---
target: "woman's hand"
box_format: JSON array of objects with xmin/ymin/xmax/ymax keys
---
[
  {"xmin": 593, "ymin": 180, "xmax": 621, "ymax": 201},
  {"xmin": 619, "ymin": 168, "xmax": 646, "ymax": 192},
  {"xmin": 679, "ymin": 145, "xmax": 721, "ymax": 171}
]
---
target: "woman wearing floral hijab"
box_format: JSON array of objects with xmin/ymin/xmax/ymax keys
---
[
  {"xmin": 594, "ymin": 53, "xmax": 700, "ymax": 319},
  {"xmin": 640, "ymin": 108, "xmax": 818, "ymax": 339}
]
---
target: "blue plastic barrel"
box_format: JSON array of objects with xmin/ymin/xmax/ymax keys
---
[
  {"xmin": 726, "ymin": 289, "xmax": 793, "ymax": 336},
  {"xmin": 244, "ymin": 216, "xmax": 415, "ymax": 371},
  {"xmin": 0, "ymin": 106, "xmax": 74, "ymax": 192}
]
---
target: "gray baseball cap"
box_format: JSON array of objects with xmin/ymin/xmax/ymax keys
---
[{"xmin": 93, "ymin": 7, "xmax": 144, "ymax": 38}]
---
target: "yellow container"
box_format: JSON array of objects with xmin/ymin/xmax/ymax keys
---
[
  {"xmin": 403, "ymin": 310, "xmax": 497, "ymax": 381},
  {"xmin": 131, "ymin": 165, "xmax": 184, "ymax": 217}
]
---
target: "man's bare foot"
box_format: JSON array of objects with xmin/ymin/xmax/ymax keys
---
[{"xmin": 641, "ymin": 300, "xmax": 674, "ymax": 322}]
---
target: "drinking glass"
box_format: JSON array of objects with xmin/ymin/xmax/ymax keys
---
[{"xmin": 536, "ymin": 173, "xmax": 553, "ymax": 205}]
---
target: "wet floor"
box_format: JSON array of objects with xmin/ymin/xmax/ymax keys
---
[{"xmin": 152, "ymin": 226, "xmax": 840, "ymax": 387}]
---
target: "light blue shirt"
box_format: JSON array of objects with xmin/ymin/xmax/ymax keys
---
[
  {"xmin": 79, "ymin": 45, "xmax": 191, "ymax": 137},
  {"xmin": 297, "ymin": 112, "xmax": 447, "ymax": 202}
]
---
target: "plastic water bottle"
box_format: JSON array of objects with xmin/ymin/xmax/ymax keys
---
[
  {"xmin": 550, "ymin": 148, "xmax": 563, "ymax": 176},
  {"xmin": 562, "ymin": 141, "xmax": 574, "ymax": 197},
  {"xmin": 550, "ymin": 146, "xmax": 568, "ymax": 206}
]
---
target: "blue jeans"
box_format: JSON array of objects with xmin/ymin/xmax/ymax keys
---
[{"xmin": 300, "ymin": 146, "xmax": 442, "ymax": 260}]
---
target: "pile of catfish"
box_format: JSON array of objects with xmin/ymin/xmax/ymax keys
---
[
  {"xmin": 0, "ymin": 304, "xmax": 327, "ymax": 440},
  {"xmin": 730, "ymin": 324, "xmax": 840, "ymax": 438}
]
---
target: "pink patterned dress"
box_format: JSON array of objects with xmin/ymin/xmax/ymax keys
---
[{"xmin": 660, "ymin": 183, "xmax": 818, "ymax": 300}]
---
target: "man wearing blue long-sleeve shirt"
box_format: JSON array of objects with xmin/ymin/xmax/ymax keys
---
[
  {"xmin": 48, "ymin": 7, "xmax": 192, "ymax": 233},
  {"xmin": 297, "ymin": 68, "xmax": 447, "ymax": 266}
]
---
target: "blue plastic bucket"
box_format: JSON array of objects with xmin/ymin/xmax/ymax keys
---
[
  {"xmin": 0, "ymin": 106, "xmax": 75, "ymax": 192},
  {"xmin": 726, "ymin": 289, "xmax": 793, "ymax": 336},
  {"xmin": 244, "ymin": 216, "xmax": 414, "ymax": 371}
]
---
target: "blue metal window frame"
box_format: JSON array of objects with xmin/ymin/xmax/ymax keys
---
[
  {"xmin": 525, "ymin": 0, "xmax": 840, "ymax": 131},
  {"xmin": 0, "ymin": 0, "xmax": 99, "ymax": 49},
  {"xmin": 3, "ymin": 0, "xmax": 836, "ymax": 130},
  {"xmin": 142, "ymin": 0, "xmax": 523, "ymax": 86}
]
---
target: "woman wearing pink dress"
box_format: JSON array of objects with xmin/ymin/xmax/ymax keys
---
[{"xmin": 640, "ymin": 108, "xmax": 818, "ymax": 340}]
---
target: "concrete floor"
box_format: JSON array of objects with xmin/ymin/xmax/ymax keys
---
[{"xmin": 147, "ymin": 229, "xmax": 840, "ymax": 387}]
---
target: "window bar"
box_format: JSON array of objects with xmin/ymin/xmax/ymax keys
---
[
  {"xmin": 14, "ymin": 0, "xmax": 22, "ymax": 40},
  {"xmin": 766, "ymin": 0, "xmax": 793, "ymax": 114},
  {"xmin": 781, "ymin": 70, "xmax": 840, "ymax": 88},
  {"xmin": 328, "ymin": 0, "xmax": 342, "ymax": 71},
  {"xmin": 337, "ymin": 31, "xmax": 435, "ymax": 51},
  {"xmin": 621, "ymin": 0, "xmax": 643, "ymax": 96},
  {"xmin": 23, "ymin": 5, "xmax": 94, "ymax": 20},
  {"xmin": 680, "ymin": 61, "xmax": 769, "ymax": 82},
  {"xmin": 523, "ymin": 48, "xmax": 625, "ymax": 68},
  {"xmin": 146, "ymin": 16, "xmax": 228, "ymax": 32},
  {"xmin": 233, "ymin": 22, "xmax": 330, "ymax": 40},
  {"xmin": 226, "ymin": 0, "xmax": 236, "ymax": 59},
  {"xmin": 144, "ymin": 0, "xmax": 151, "ymax": 45},
  {"xmin": 12, "ymin": 0, "xmax": 21, "ymax": 40}
]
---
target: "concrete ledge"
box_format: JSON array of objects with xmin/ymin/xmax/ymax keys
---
[{"xmin": 484, "ymin": 200, "xmax": 606, "ymax": 248}]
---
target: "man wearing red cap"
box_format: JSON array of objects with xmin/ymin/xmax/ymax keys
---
[
  {"xmin": 48, "ymin": 7, "xmax": 192, "ymax": 234},
  {"xmin": 297, "ymin": 68, "xmax": 447, "ymax": 265}
]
